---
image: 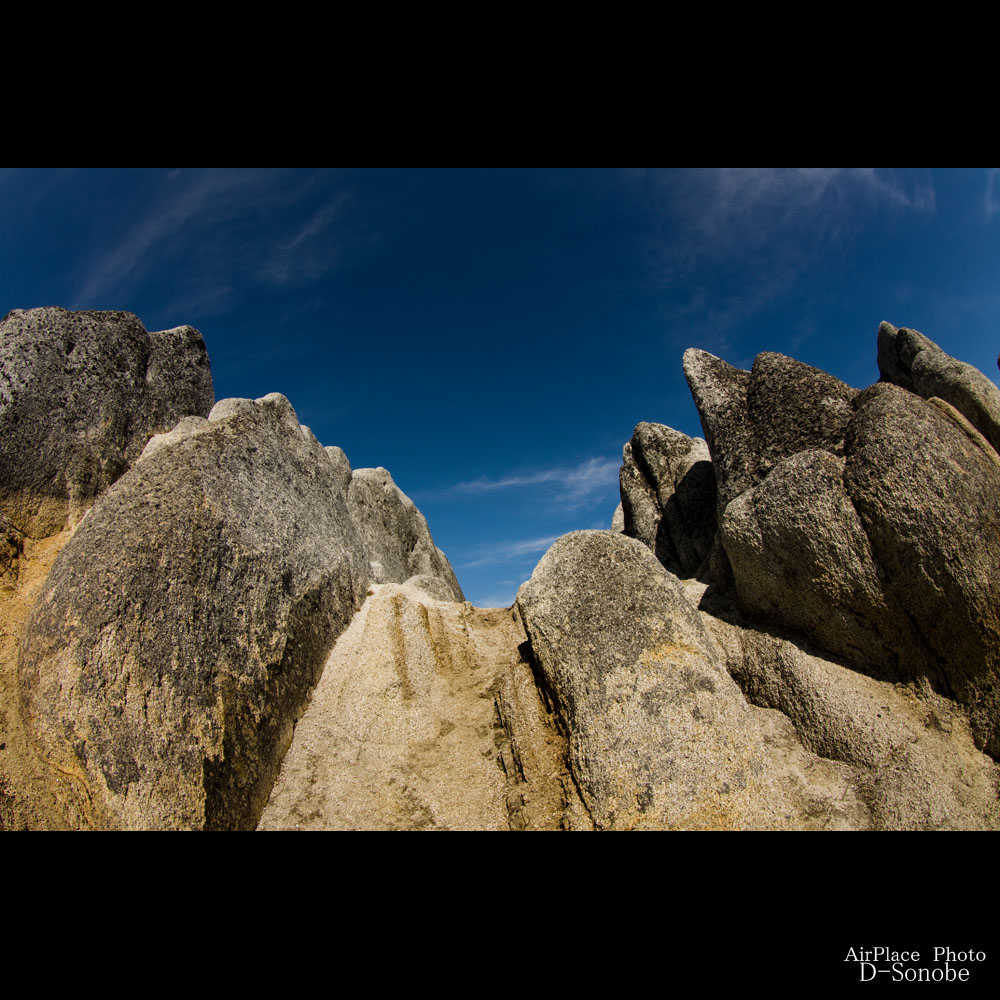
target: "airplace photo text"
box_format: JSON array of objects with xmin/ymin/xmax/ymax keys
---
[{"xmin": 845, "ymin": 947, "xmax": 987, "ymax": 982}]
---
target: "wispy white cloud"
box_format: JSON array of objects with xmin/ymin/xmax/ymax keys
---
[
  {"xmin": 159, "ymin": 283, "xmax": 236, "ymax": 321},
  {"xmin": 985, "ymin": 168, "xmax": 1000, "ymax": 221},
  {"xmin": 661, "ymin": 169, "xmax": 934, "ymax": 253},
  {"xmin": 460, "ymin": 536, "xmax": 561, "ymax": 569},
  {"xmin": 74, "ymin": 171, "xmax": 267, "ymax": 307},
  {"xmin": 279, "ymin": 195, "xmax": 349, "ymax": 252},
  {"xmin": 629, "ymin": 168, "xmax": 936, "ymax": 348},
  {"xmin": 260, "ymin": 193, "xmax": 352, "ymax": 284},
  {"xmin": 72, "ymin": 170, "xmax": 360, "ymax": 313},
  {"xmin": 471, "ymin": 588, "xmax": 522, "ymax": 609},
  {"xmin": 446, "ymin": 456, "xmax": 619, "ymax": 508}
]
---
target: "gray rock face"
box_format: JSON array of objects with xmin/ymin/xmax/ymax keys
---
[
  {"xmin": 720, "ymin": 448, "xmax": 896, "ymax": 671},
  {"xmin": 0, "ymin": 307, "xmax": 214, "ymax": 537},
  {"xmin": 17, "ymin": 392, "xmax": 372, "ymax": 830},
  {"xmin": 324, "ymin": 445, "xmax": 353, "ymax": 495},
  {"xmin": 845, "ymin": 383, "xmax": 1000, "ymax": 754},
  {"xmin": 346, "ymin": 466, "xmax": 464, "ymax": 601},
  {"xmin": 745, "ymin": 352, "xmax": 857, "ymax": 473},
  {"xmin": 681, "ymin": 349, "xmax": 754, "ymax": 511},
  {"xmin": 619, "ymin": 422, "xmax": 716, "ymax": 578},
  {"xmin": 684, "ymin": 328, "xmax": 1000, "ymax": 759},
  {"xmin": 878, "ymin": 321, "xmax": 1000, "ymax": 456},
  {"xmin": 682, "ymin": 348, "xmax": 857, "ymax": 510},
  {"xmin": 516, "ymin": 531, "xmax": 782, "ymax": 829}
]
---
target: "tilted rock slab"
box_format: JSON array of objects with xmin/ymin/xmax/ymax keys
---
[
  {"xmin": 619, "ymin": 422, "xmax": 716, "ymax": 578},
  {"xmin": 17, "ymin": 392, "xmax": 373, "ymax": 829},
  {"xmin": 702, "ymin": 608, "xmax": 1000, "ymax": 830},
  {"xmin": 845, "ymin": 383, "xmax": 1000, "ymax": 755},
  {"xmin": 878, "ymin": 321, "xmax": 1000, "ymax": 455},
  {"xmin": 515, "ymin": 531, "xmax": 869, "ymax": 830},
  {"xmin": 0, "ymin": 307, "xmax": 213, "ymax": 538}
]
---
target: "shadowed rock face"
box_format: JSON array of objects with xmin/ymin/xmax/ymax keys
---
[
  {"xmin": 0, "ymin": 307, "xmax": 214, "ymax": 537},
  {"xmin": 619, "ymin": 422, "xmax": 716, "ymax": 579},
  {"xmin": 681, "ymin": 329, "xmax": 1000, "ymax": 757},
  {"xmin": 703, "ymin": 610, "xmax": 999, "ymax": 831},
  {"xmin": 682, "ymin": 348, "xmax": 858, "ymax": 511},
  {"xmin": 0, "ymin": 512, "xmax": 21, "ymax": 590},
  {"xmin": 845, "ymin": 383, "xmax": 1000, "ymax": 753}
]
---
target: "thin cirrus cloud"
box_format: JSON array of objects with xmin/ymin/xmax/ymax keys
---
[
  {"xmin": 460, "ymin": 536, "xmax": 562, "ymax": 569},
  {"xmin": 257, "ymin": 192, "xmax": 352, "ymax": 285},
  {"xmin": 632, "ymin": 168, "xmax": 937, "ymax": 350},
  {"xmin": 661, "ymin": 168, "xmax": 936, "ymax": 251},
  {"xmin": 72, "ymin": 171, "xmax": 268, "ymax": 307},
  {"xmin": 443, "ymin": 456, "xmax": 620, "ymax": 509},
  {"xmin": 985, "ymin": 168, "xmax": 1000, "ymax": 221},
  {"xmin": 72, "ymin": 170, "xmax": 355, "ymax": 309}
]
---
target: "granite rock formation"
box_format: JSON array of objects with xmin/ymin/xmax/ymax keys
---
[
  {"xmin": 1, "ymin": 310, "xmax": 461, "ymax": 829},
  {"xmin": 683, "ymin": 336, "xmax": 1000, "ymax": 758},
  {"xmin": 2, "ymin": 309, "xmax": 999, "ymax": 830},
  {"xmin": 877, "ymin": 321, "xmax": 1000, "ymax": 455},
  {"xmin": 346, "ymin": 466, "xmax": 464, "ymax": 601}
]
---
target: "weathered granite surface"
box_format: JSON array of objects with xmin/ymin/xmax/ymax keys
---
[
  {"xmin": 4, "ymin": 310, "xmax": 999, "ymax": 831},
  {"xmin": 0, "ymin": 307, "xmax": 213, "ymax": 537}
]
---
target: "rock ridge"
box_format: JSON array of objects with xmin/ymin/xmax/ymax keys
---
[
  {"xmin": 1, "ymin": 309, "xmax": 463, "ymax": 829},
  {"xmin": 3, "ymin": 309, "xmax": 999, "ymax": 830}
]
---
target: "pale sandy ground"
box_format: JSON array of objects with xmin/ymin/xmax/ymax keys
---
[{"xmin": 0, "ymin": 528, "xmax": 87, "ymax": 829}]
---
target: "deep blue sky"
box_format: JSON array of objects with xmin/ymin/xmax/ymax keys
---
[{"xmin": 3, "ymin": 168, "xmax": 999, "ymax": 606}]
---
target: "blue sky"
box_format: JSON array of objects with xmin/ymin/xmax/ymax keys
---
[{"xmin": 3, "ymin": 168, "xmax": 999, "ymax": 606}]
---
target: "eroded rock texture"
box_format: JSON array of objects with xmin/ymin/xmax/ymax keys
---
[
  {"xmin": 5, "ymin": 308, "xmax": 999, "ymax": 831},
  {"xmin": 683, "ymin": 334, "xmax": 1000, "ymax": 758},
  {"xmin": 260, "ymin": 578, "xmax": 589, "ymax": 831},
  {"xmin": 0, "ymin": 307, "xmax": 213, "ymax": 537},
  {"xmin": 2, "ymin": 309, "xmax": 464, "ymax": 830}
]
